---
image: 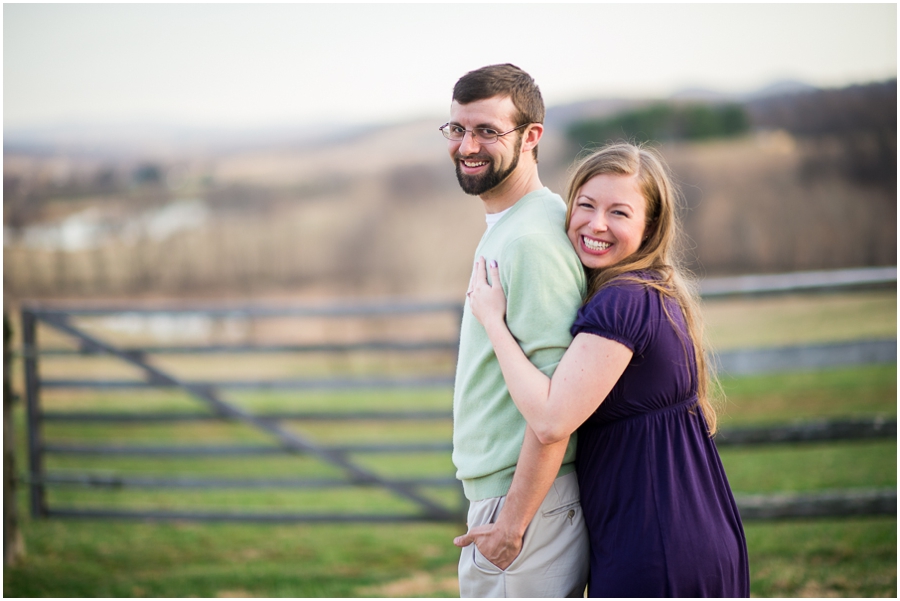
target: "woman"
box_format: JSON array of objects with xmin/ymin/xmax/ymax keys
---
[{"xmin": 467, "ymin": 143, "xmax": 749, "ymax": 597}]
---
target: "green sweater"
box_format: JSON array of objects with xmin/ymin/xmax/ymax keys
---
[{"xmin": 452, "ymin": 187, "xmax": 586, "ymax": 501}]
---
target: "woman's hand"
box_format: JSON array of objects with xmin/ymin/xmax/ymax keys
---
[{"xmin": 467, "ymin": 257, "xmax": 507, "ymax": 330}]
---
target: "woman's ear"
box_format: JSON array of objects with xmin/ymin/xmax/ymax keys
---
[{"xmin": 642, "ymin": 219, "xmax": 657, "ymax": 244}]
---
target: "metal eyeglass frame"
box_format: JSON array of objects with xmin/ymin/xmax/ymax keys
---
[{"xmin": 439, "ymin": 122, "xmax": 531, "ymax": 144}]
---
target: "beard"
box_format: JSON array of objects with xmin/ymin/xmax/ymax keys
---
[{"xmin": 454, "ymin": 148, "xmax": 520, "ymax": 196}]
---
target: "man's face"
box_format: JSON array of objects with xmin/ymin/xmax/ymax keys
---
[{"xmin": 447, "ymin": 96, "xmax": 523, "ymax": 196}]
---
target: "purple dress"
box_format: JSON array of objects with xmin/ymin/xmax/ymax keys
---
[{"xmin": 570, "ymin": 275, "xmax": 749, "ymax": 597}]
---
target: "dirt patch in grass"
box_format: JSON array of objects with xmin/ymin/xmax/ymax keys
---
[
  {"xmin": 216, "ymin": 589, "xmax": 257, "ymax": 598},
  {"xmin": 796, "ymin": 579, "xmax": 843, "ymax": 597},
  {"xmin": 357, "ymin": 570, "xmax": 459, "ymax": 597}
]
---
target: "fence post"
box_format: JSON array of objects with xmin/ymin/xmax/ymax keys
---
[
  {"xmin": 4, "ymin": 312, "xmax": 26, "ymax": 564},
  {"xmin": 21, "ymin": 309, "xmax": 46, "ymax": 518}
]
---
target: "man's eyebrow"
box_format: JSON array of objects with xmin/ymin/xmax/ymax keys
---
[{"xmin": 447, "ymin": 120, "xmax": 502, "ymax": 130}]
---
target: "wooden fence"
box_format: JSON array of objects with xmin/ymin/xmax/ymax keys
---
[{"xmin": 14, "ymin": 266, "xmax": 898, "ymax": 523}]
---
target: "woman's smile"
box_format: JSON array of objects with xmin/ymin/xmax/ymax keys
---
[{"xmin": 581, "ymin": 236, "xmax": 612, "ymax": 253}]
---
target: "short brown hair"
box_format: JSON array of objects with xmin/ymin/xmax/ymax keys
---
[{"xmin": 453, "ymin": 63, "xmax": 544, "ymax": 160}]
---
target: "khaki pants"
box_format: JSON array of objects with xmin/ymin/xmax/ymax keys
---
[{"xmin": 458, "ymin": 472, "xmax": 589, "ymax": 598}]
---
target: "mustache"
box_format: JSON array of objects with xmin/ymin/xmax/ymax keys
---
[{"xmin": 454, "ymin": 153, "xmax": 493, "ymax": 162}]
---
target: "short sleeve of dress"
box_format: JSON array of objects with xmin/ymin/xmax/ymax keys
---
[{"xmin": 570, "ymin": 280, "xmax": 654, "ymax": 356}]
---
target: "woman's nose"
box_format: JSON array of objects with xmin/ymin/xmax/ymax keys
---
[{"xmin": 590, "ymin": 215, "xmax": 608, "ymax": 232}]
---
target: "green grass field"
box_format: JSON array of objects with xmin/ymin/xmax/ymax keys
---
[{"xmin": 4, "ymin": 290, "xmax": 897, "ymax": 597}]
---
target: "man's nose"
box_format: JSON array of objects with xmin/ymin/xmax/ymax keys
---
[{"xmin": 458, "ymin": 130, "xmax": 481, "ymax": 155}]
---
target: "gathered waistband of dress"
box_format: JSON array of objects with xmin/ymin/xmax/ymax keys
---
[{"xmin": 587, "ymin": 395, "xmax": 701, "ymax": 429}]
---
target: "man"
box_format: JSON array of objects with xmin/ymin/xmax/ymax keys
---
[{"xmin": 445, "ymin": 64, "xmax": 589, "ymax": 598}]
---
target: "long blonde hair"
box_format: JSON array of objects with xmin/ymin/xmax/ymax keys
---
[{"xmin": 565, "ymin": 142, "xmax": 721, "ymax": 434}]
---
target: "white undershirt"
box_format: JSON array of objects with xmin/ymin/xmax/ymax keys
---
[{"xmin": 485, "ymin": 207, "xmax": 511, "ymax": 232}]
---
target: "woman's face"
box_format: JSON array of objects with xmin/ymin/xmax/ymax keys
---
[{"xmin": 567, "ymin": 173, "xmax": 648, "ymax": 270}]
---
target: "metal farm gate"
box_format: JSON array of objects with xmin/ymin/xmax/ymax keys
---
[
  {"xmin": 17, "ymin": 266, "xmax": 899, "ymax": 523},
  {"xmin": 21, "ymin": 301, "xmax": 466, "ymax": 522}
]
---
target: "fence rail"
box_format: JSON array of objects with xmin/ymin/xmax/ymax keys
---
[
  {"xmin": 735, "ymin": 488, "xmax": 897, "ymax": 520},
  {"xmin": 29, "ymin": 417, "xmax": 900, "ymax": 457},
  {"xmin": 716, "ymin": 339, "xmax": 896, "ymax": 376},
  {"xmin": 33, "ymin": 339, "xmax": 897, "ymax": 387},
  {"xmin": 715, "ymin": 416, "xmax": 896, "ymax": 446},
  {"xmin": 699, "ymin": 265, "xmax": 896, "ymax": 297},
  {"xmin": 16, "ymin": 266, "xmax": 897, "ymax": 523}
]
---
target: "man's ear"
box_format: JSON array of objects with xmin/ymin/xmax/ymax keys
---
[{"xmin": 519, "ymin": 123, "xmax": 543, "ymax": 155}]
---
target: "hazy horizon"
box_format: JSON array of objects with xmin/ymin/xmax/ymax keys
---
[{"xmin": 7, "ymin": 76, "xmax": 894, "ymax": 160}]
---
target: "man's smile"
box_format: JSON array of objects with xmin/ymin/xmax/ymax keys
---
[{"xmin": 456, "ymin": 154, "xmax": 491, "ymax": 165}]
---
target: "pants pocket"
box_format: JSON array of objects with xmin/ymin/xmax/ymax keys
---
[
  {"xmin": 467, "ymin": 496, "xmax": 507, "ymax": 574},
  {"xmin": 542, "ymin": 498, "xmax": 581, "ymax": 520},
  {"xmin": 471, "ymin": 541, "xmax": 505, "ymax": 574}
]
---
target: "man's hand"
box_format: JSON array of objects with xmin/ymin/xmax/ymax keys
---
[{"xmin": 453, "ymin": 522, "xmax": 523, "ymax": 571}]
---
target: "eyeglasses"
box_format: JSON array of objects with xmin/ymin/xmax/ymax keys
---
[{"xmin": 439, "ymin": 122, "xmax": 530, "ymax": 144}]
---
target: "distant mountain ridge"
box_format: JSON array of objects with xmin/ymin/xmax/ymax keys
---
[
  {"xmin": 669, "ymin": 79, "xmax": 818, "ymax": 102},
  {"xmin": 4, "ymin": 78, "xmax": 892, "ymax": 160},
  {"xmin": 3, "ymin": 120, "xmax": 370, "ymax": 160},
  {"xmin": 543, "ymin": 79, "xmax": 823, "ymax": 131}
]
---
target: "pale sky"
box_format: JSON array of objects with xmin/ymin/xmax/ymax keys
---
[{"xmin": 4, "ymin": 3, "xmax": 897, "ymax": 130}]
